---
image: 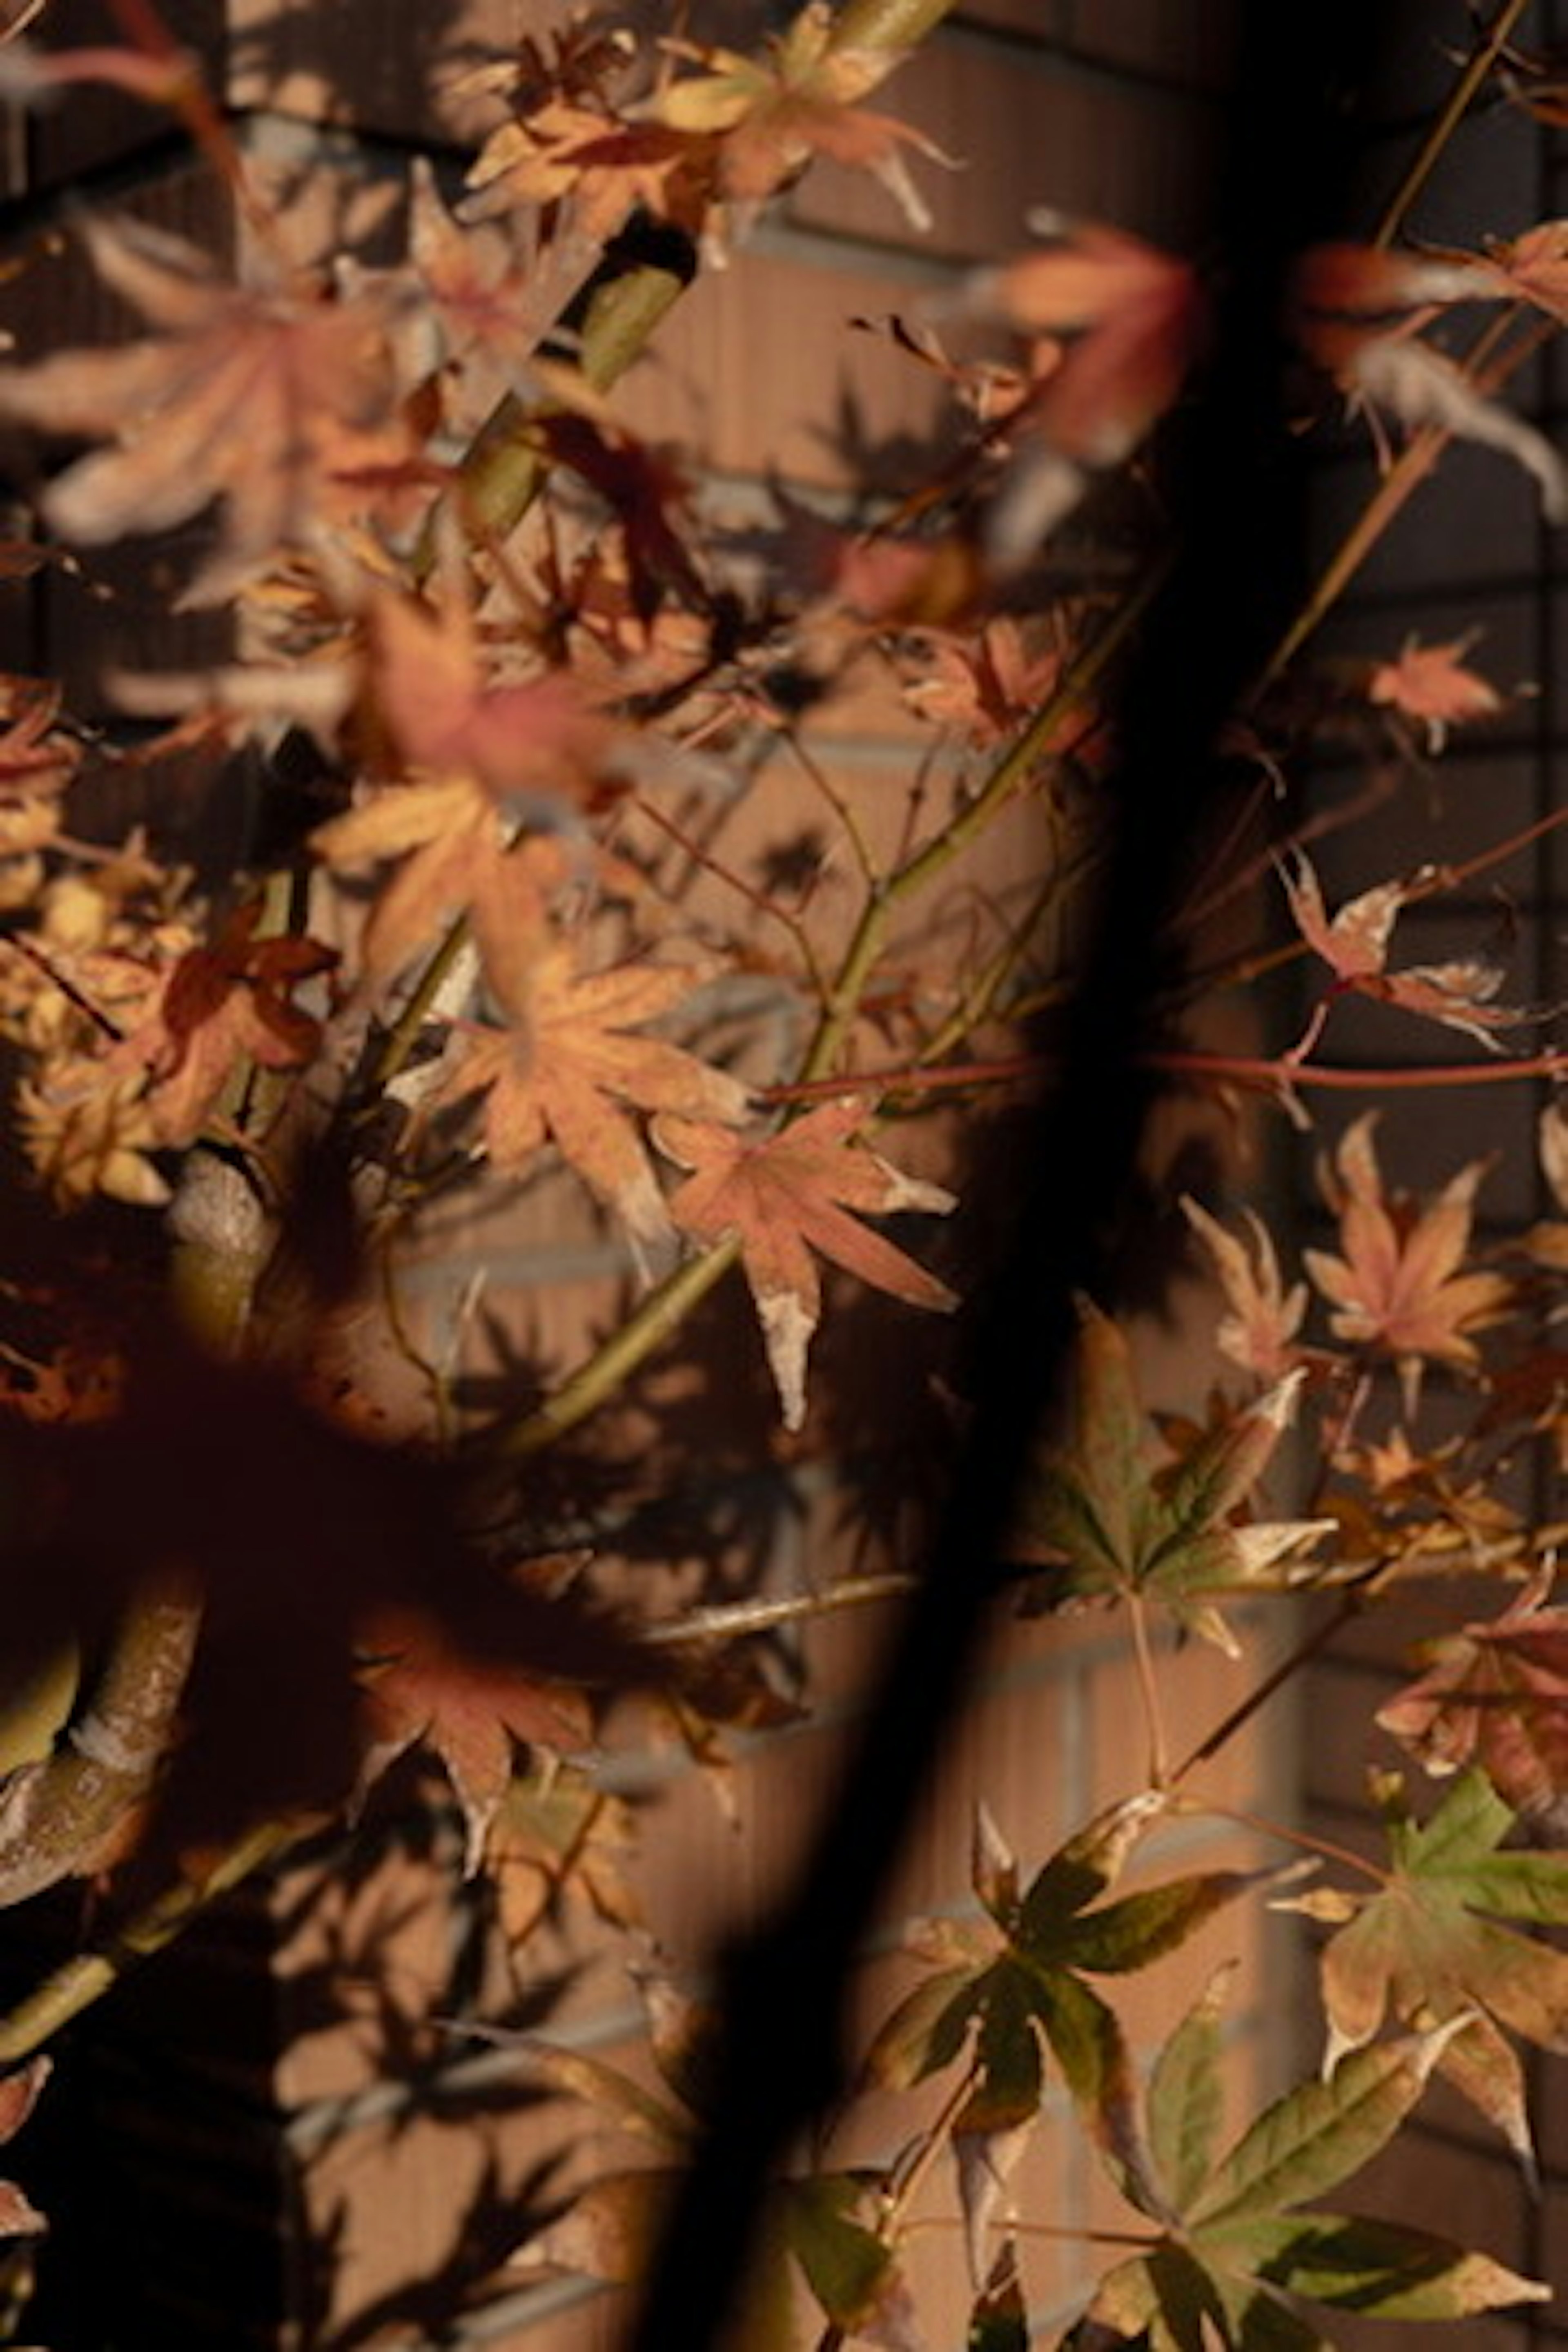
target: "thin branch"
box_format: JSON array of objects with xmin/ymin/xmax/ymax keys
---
[{"xmin": 1371, "ymin": 0, "xmax": 1534, "ymax": 249}]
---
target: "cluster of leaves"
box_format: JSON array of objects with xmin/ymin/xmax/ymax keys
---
[{"xmin": 0, "ymin": 2, "xmax": 1567, "ymax": 2348}]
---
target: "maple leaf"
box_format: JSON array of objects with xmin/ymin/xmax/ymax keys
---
[
  {"xmin": 1366, "ymin": 632, "xmax": 1506, "ymax": 751},
  {"xmin": 1182, "ymin": 1196, "xmax": 1308, "ymax": 1382},
  {"xmin": 310, "ymin": 587, "xmax": 621, "ymax": 991},
  {"xmin": 122, "ymin": 900, "xmax": 336, "ymax": 1148},
  {"xmin": 1304, "ymin": 1116, "xmax": 1511, "ymax": 1401},
  {"xmin": 439, "ymin": 945, "xmax": 751, "ymax": 1270},
  {"xmin": 653, "ymin": 1098, "xmax": 956, "ymax": 1430},
  {"xmin": 1068, "ymin": 1977, "xmax": 1545, "ymax": 2345},
  {"xmin": 403, "ymin": 155, "xmax": 550, "ymax": 410},
  {"xmin": 0, "ymin": 214, "xmax": 413, "ymax": 597},
  {"xmin": 1289, "ymin": 241, "xmax": 1568, "ymax": 519},
  {"xmin": 358, "ymin": 1596, "xmax": 594, "ymax": 1872},
  {"xmin": 1376, "ymin": 1568, "xmax": 1568, "ymax": 1832},
  {"xmin": 659, "ymin": 0, "xmax": 949, "ymax": 237},
  {"xmin": 366, "ymin": 585, "xmax": 619, "ymax": 807},
  {"xmin": 1297, "ymin": 1767, "xmax": 1568, "ymax": 2166},
  {"xmin": 948, "ymin": 217, "xmax": 1206, "ymax": 562},
  {"xmin": 1012, "ymin": 1302, "xmax": 1330, "ymax": 1654},
  {"xmin": 867, "ymin": 1798, "xmax": 1280, "ymax": 2281},
  {"xmin": 1279, "ymin": 847, "xmax": 1524, "ymax": 1055}
]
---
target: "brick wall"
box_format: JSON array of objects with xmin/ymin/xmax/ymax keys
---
[{"xmin": 0, "ymin": 7, "xmax": 1330, "ymax": 2349}]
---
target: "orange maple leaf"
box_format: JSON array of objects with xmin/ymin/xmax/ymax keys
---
[
  {"xmin": 1367, "ymin": 634, "xmax": 1505, "ymax": 751},
  {"xmin": 653, "ymin": 1098, "xmax": 956, "ymax": 1429},
  {"xmin": 1279, "ymin": 847, "xmax": 1524, "ymax": 1056},
  {"xmin": 0, "ymin": 214, "xmax": 413, "ymax": 597},
  {"xmin": 359, "ymin": 1601, "xmax": 594, "ymax": 1873},
  {"xmin": 1304, "ymin": 1115, "xmax": 1511, "ymax": 1402},
  {"xmin": 1182, "ymin": 1195, "xmax": 1307, "ymax": 1383},
  {"xmin": 438, "ymin": 945, "xmax": 751, "ymax": 1268}
]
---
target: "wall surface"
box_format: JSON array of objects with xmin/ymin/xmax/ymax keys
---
[{"xmin": 0, "ymin": 6, "xmax": 1347, "ymax": 2350}]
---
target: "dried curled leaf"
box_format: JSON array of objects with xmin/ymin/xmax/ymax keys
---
[{"xmin": 1280, "ymin": 848, "xmax": 1526, "ymax": 1054}]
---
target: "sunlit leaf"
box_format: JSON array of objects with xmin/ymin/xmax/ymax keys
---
[{"xmin": 655, "ymin": 1098, "xmax": 956, "ymax": 1428}]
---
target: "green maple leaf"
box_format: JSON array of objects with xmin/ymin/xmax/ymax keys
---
[
  {"xmin": 1299, "ymin": 1766, "xmax": 1568, "ymax": 2164},
  {"xmin": 867, "ymin": 1798, "xmax": 1275, "ymax": 2271},
  {"xmin": 1014, "ymin": 1301, "xmax": 1331, "ymax": 1653},
  {"xmin": 1065, "ymin": 1980, "xmax": 1548, "ymax": 2350}
]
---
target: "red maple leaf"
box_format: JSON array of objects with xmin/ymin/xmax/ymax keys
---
[{"xmin": 359, "ymin": 1599, "xmax": 595, "ymax": 1872}]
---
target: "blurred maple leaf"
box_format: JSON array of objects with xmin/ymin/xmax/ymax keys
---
[
  {"xmin": 0, "ymin": 1307, "xmax": 649, "ymax": 1859},
  {"xmin": 1290, "ymin": 241, "xmax": 1568, "ymax": 518},
  {"xmin": 1280, "ymin": 847, "xmax": 1525, "ymax": 1056},
  {"xmin": 947, "ymin": 217, "xmax": 1205, "ymax": 563},
  {"xmin": 653, "ymin": 1098, "xmax": 956, "ymax": 1430},
  {"xmin": 0, "ymin": 214, "xmax": 414, "ymax": 597},
  {"xmin": 438, "ymin": 943, "xmax": 751, "ymax": 1271},
  {"xmin": 1305, "ymin": 1116, "xmax": 1511, "ymax": 1401},
  {"xmin": 1367, "ymin": 632, "xmax": 1506, "ymax": 751}
]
